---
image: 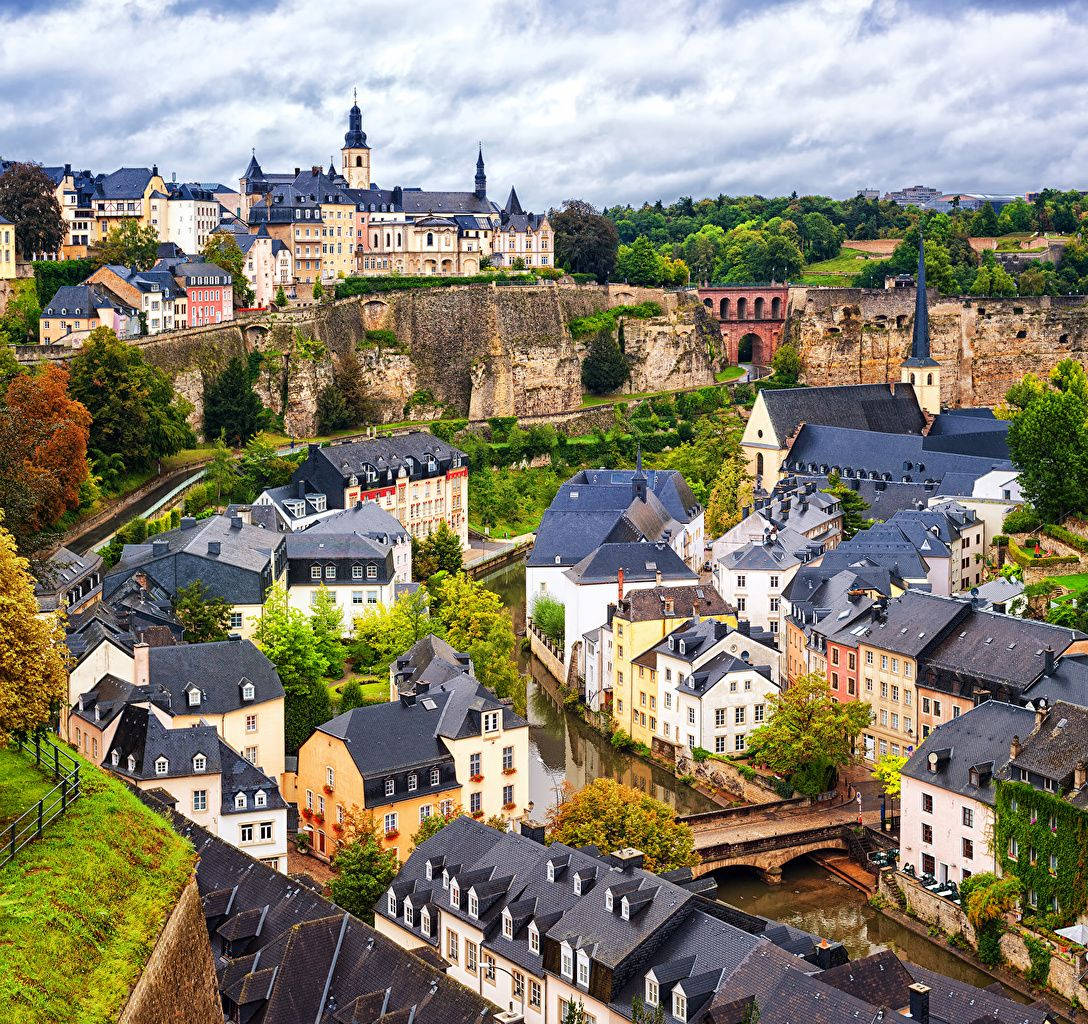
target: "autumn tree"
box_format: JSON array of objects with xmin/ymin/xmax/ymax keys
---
[
  {"xmin": 90, "ymin": 219, "xmax": 159, "ymax": 271},
  {"xmin": 0, "ymin": 363, "xmax": 91, "ymax": 548},
  {"xmin": 328, "ymin": 809, "xmax": 400, "ymax": 923},
  {"xmin": 203, "ymin": 356, "xmax": 263, "ymax": 446},
  {"xmin": 173, "ymin": 580, "xmax": 231, "ymax": 643},
  {"xmin": 746, "ymin": 672, "xmax": 871, "ymax": 796},
  {"xmin": 0, "ymin": 162, "xmax": 64, "ymax": 259},
  {"xmin": 412, "ymin": 521, "xmax": 464, "ymax": 579},
  {"xmin": 253, "ymin": 581, "xmax": 331, "ymax": 752},
  {"xmin": 547, "ymin": 778, "xmax": 697, "ymax": 872},
  {"xmin": 201, "ymin": 232, "xmax": 255, "ymax": 307},
  {"xmin": 68, "ymin": 328, "xmax": 193, "ymax": 470},
  {"xmin": 0, "ymin": 515, "xmax": 69, "ymax": 741},
  {"xmin": 872, "ymin": 752, "xmax": 907, "ymax": 798}
]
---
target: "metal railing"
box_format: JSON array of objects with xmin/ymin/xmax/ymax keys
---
[{"xmin": 1, "ymin": 736, "xmax": 82, "ymax": 868}]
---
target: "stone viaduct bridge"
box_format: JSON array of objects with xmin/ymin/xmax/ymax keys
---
[
  {"xmin": 694, "ymin": 283, "xmax": 789, "ymax": 368},
  {"xmin": 680, "ymin": 789, "xmax": 861, "ymax": 884}
]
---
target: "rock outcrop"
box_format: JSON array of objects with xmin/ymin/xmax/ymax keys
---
[{"xmin": 788, "ymin": 286, "xmax": 1088, "ymax": 407}]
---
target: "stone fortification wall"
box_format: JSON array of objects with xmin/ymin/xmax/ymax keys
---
[{"xmin": 788, "ymin": 285, "xmax": 1088, "ymax": 407}]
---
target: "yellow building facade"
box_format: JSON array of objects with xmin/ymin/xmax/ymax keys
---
[{"xmin": 0, "ymin": 217, "xmax": 15, "ymax": 278}]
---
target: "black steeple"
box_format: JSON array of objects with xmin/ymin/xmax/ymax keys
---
[
  {"xmin": 344, "ymin": 90, "xmax": 368, "ymax": 149},
  {"xmin": 902, "ymin": 235, "xmax": 938, "ymax": 368},
  {"xmin": 475, "ymin": 144, "xmax": 486, "ymax": 201},
  {"xmin": 632, "ymin": 445, "xmax": 647, "ymax": 502},
  {"xmin": 503, "ymin": 186, "xmax": 524, "ymax": 217},
  {"xmin": 244, "ymin": 149, "xmax": 263, "ymax": 180}
]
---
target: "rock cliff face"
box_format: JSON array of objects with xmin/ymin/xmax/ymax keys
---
[
  {"xmin": 788, "ymin": 286, "xmax": 1088, "ymax": 407},
  {"xmin": 136, "ymin": 282, "xmax": 703, "ymax": 435}
]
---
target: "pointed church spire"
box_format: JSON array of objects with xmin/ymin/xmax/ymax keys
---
[
  {"xmin": 474, "ymin": 144, "xmax": 486, "ymax": 201},
  {"xmin": 632, "ymin": 445, "xmax": 647, "ymax": 502},
  {"xmin": 902, "ymin": 234, "xmax": 938, "ymax": 368},
  {"xmin": 503, "ymin": 186, "xmax": 525, "ymax": 217}
]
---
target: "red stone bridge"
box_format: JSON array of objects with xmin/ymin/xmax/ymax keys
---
[{"xmin": 695, "ymin": 284, "xmax": 789, "ymax": 367}]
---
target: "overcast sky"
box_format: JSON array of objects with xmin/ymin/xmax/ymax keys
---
[{"xmin": 1, "ymin": 0, "xmax": 1086, "ymax": 212}]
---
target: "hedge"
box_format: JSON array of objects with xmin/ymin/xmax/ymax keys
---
[
  {"xmin": 1007, "ymin": 536, "xmax": 1078, "ymax": 569},
  {"xmin": 1003, "ymin": 505, "xmax": 1041, "ymax": 534},
  {"xmin": 335, "ymin": 272, "xmax": 540, "ymax": 298},
  {"xmin": 1042, "ymin": 523, "xmax": 1088, "ymax": 554}
]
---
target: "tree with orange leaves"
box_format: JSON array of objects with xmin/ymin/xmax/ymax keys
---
[{"xmin": 0, "ymin": 363, "xmax": 91, "ymax": 549}]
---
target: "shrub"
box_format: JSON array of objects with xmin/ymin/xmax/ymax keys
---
[
  {"xmin": 570, "ymin": 272, "xmax": 596, "ymax": 284},
  {"xmin": 531, "ymin": 594, "xmax": 565, "ymax": 648},
  {"xmin": 363, "ymin": 328, "xmax": 399, "ymax": 348},
  {"xmin": 568, "ymin": 301, "xmax": 661, "ymax": 339},
  {"xmin": 1043, "ymin": 523, "xmax": 1088, "ymax": 553},
  {"xmin": 610, "ymin": 728, "xmax": 637, "ymax": 752},
  {"xmin": 1024, "ymin": 933, "xmax": 1052, "ymax": 985},
  {"xmin": 336, "ymin": 272, "xmax": 536, "ymax": 298},
  {"xmin": 1008, "ymin": 536, "xmax": 1078, "ymax": 568},
  {"xmin": 691, "ymin": 746, "xmax": 711, "ymax": 763},
  {"xmin": 1003, "ymin": 506, "xmax": 1041, "ymax": 533}
]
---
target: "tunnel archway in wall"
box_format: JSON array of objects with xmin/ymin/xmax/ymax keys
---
[{"xmin": 738, "ymin": 333, "xmax": 759, "ymax": 363}]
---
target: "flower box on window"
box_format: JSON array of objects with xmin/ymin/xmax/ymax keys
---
[
  {"xmin": 313, "ymin": 812, "xmax": 325, "ymax": 825},
  {"xmin": 470, "ymin": 774, "xmax": 484, "ymax": 783},
  {"xmin": 502, "ymin": 767, "xmax": 517, "ymax": 776},
  {"xmin": 301, "ymin": 807, "xmax": 313, "ymax": 820},
  {"xmin": 472, "ymin": 810, "xmax": 485, "ymax": 820},
  {"xmin": 323, "ymin": 784, "xmax": 334, "ymax": 796},
  {"xmin": 385, "ymin": 829, "xmax": 400, "ymax": 840},
  {"xmin": 503, "ymin": 802, "xmax": 516, "ymax": 811},
  {"xmin": 331, "ymin": 821, "xmax": 344, "ymax": 834}
]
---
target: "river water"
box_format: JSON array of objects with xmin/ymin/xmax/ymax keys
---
[{"xmin": 481, "ymin": 560, "xmax": 1015, "ymax": 994}]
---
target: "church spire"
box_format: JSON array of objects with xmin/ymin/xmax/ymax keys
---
[
  {"xmin": 475, "ymin": 143, "xmax": 486, "ymax": 201},
  {"xmin": 344, "ymin": 94, "xmax": 367, "ymax": 149},
  {"xmin": 903, "ymin": 235, "xmax": 938, "ymax": 368}
]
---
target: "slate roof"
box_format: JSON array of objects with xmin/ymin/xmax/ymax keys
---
[
  {"xmin": 65, "ymin": 575, "xmax": 183, "ymax": 663},
  {"xmin": 721, "ymin": 526, "xmax": 818, "ymax": 573},
  {"xmin": 564, "ymin": 542, "xmax": 697, "ymax": 585},
  {"xmin": 1005, "ymin": 701, "xmax": 1088, "ymax": 790},
  {"xmin": 834, "ymin": 591, "xmax": 968, "ymax": 657},
  {"xmin": 1023, "ymin": 653, "xmax": 1088, "ymax": 708},
  {"xmin": 904, "ymin": 962, "xmax": 1051, "ymax": 1024},
  {"xmin": 615, "ymin": 585, "xmax": 732, "ymax": 622},
  {"xmin": 70, "ymin": 674, "xmax": 162, "ymax": 730},
  {"xmin": 391, "ymin": 633, "xmax": 471, "ymax": 694},
  {"xmin": 285, "ymin": 531, "xmax": 394, "ymax": 583},
  {"xmin": 831, "ymin": 523, "xmax": 938, "ymax": 583},
  {"xmin": 902, "ymin": 237, "xmax": 940, "ymax": 368},
  {"xmin": 32, "ymin": 545, "xmax": 102, "ymax": 610},
  {"xmin": 307, "ymin": 500, "xmax": 410, "ymax": 544},
  {"xmin": 152, "ymin": 801, "xmax": 495, "ymax": 1024},
  {"xmin": 147, "ymin": 638, "xmax": 284, "ymax": 714},
  {"xmin": 93, "ymin": 166, "xmax": 155, "ymax": 200},
  {"xmin": 758, "ymin": 382, "xmax": 926, "ymax": 445},
  {"xmin": 106, "ymin": 705, "xmax": 222, "ymax": 780},
  {"xmin": 902, "ymin": 700, "xmax": 1036, "ymax": 806},
  {"xmin": 42, "ymin": 283, "xmax": 128, "ymax": 318},
  {"xmin": 400, "ymin": 189, "xmax": 495, "ymax": 216},
  {"xmin": 299, "ymin": 433, "xmax": 466, "ymax": 486}
]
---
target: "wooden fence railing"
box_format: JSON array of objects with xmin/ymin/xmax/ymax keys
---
[{"xmin": 2, "ymin": 736, "xmax": 82, "ymax": 868}]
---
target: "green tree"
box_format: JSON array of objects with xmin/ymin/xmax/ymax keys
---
[
  {"xmin": 203, "ymin": 356, "xmax": 263, "ymax": 445},
  {"xmin": 273, "ymin": 285, "xmax": 287, "ymax": 308},
  {"xmin": 412, "ymin": 521, "xmax": 464, "ymax": 579},
  {"xmin": 172, "ymin": 580, "xmax": 231, "ymax": 643},
  {"xmin": 547, "ymin": 778, "xmax": 697, "ymax": 872},
  {"xmin": 0, "ymin": 513, "xmax": 70, "ymax": 741},
  {"xmin": 746, "ymin": 672, "xmax": 871, "ymax": 793},
  {"xmin": 68, "ymin": 327, "xmax": 194, "ymax": 470},
  {"xmin": 201, "ymin": 232, "xmax": 255, "ymax": 307},
  {"xmin": 317, "ymin": 383, "xmax": 352, "ymax": 434},
  {"xmin": 531, "ymin": 594, "xmax": 565, "ymax": 648},
  {"xmin": 872, "ymin": 753, "xmax": 907, "ymax": 798},
  {"xmin": 253, "ymin": 581, "xmax": 331, "ymax": 752},
  {"xmin": 632, "ymin": 997, "xmax": 665, "ymax": 1024},
  {"xmin": 310, "ymin": 586, "xmax": 346, "ymax": 678},
  {"xmin": 0, "ymin": 279, "xmax": 41, "ymax": 345},
  {"xmin": 549, "ymin": 199, "xmax": 619, "ymax": 282},
  {"xmin": 770, "ymin": 342, "xmax": 803, "ymax": 386},
  {"xmin": 971, "ymin": 202, "xmax": 1000, "ymax": 237},
  {"xmin": 581, "ymin": 330, "xmax": 629, "ymax": 395},
  {"xmin": 349, "ymin": 587, "xmax": 434, "ymax": 672},
  {"xmin": 237, "ymin": 432, "xmax": 297, "ymax": 497},
  {"xmin": 562, "ymin": 999, "xmax": 587, "ymax": 1024},
  {"xmin": 822, "ymin": 470, "xmax": 872, "ymax": 539},
  {"xmin": 204, "ymin": 434, "xmax": 238, "ymax": 505},
  {"xmin": 970, "ymin": 251, "xmax": 1017, "ymax": 297},
  {"xmin": 434, "ymin": 573, "xmax": 522, "ymax": 702},
  {"xmin": 615, "ymin": 235, "xmax": 664, "ymax": 285},
  {"xmin": 90, "ymin": 219, "xmax": 159, "ymax": 271},
  {"xmin": 0, "ymin": 162, "xmax": 64, "ymax": 260},
  {"xmin": 412, "ymin": 806, "xmax": 462, "ymax": 848},
  {"xmin": 313, "ymin": 280, "xmax": 325, "ymax": 301},
  {"xmin": 328, "ymin": 812, "xmax": 400, "ymax": 923},
  {"xmin": 1004, "ymin": 360, "xmax": 1088, "ymax": 522},
  {"xmin": 337, "ymin": 678, "xmax": 367, "ymax": 713}
]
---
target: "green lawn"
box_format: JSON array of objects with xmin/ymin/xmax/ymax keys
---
[
  {"xmin": 0, "ymin": 757, "xmax": 194, "ymax": 1024},
  {"xmin": 0, "ymin": 746, "xmax": 55, "ymax": 830},
  {"xmin": 328, "ymin": 674, "xmax": 389, "ymax": 709},
  {"xmin": 1044, "ymin": 573, "xmax": 1088, "ymax": 594},
  {"xmin": 804, "ymin": 246, "xmax": 875, "ymax": 276},
  {"xmin": 715, "ymin": 366, "xmax": 745, "ymax": 383}
]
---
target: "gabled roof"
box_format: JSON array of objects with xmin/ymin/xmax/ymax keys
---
[
  {"xmin": 757, "ymin": 383, "xmax": 926, "ymax": 446},
  {"xmin": 148, "ymin": 638, "xmax": 284, "ymax": 715},
  {"xmin": 93, "ymin": 166, "xmax": 155, "ymax": 200},
  {"xmin": 614, "ymin": 585, "xmax": 733, "ymax": 622},
  {"xmin": 564, "ymin": 542, "xmax": 697, "ymax": 586}
]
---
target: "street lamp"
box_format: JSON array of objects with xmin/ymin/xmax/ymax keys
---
[{"xmin": 478, "ymin": 958, "xmax": 527, "ymax": 1016}]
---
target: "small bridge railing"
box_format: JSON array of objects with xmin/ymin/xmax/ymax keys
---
[{"xmin": 1, "ymin": 736, "xmax": 82, "ymax": 869}]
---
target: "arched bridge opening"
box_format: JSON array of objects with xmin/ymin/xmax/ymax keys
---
[{"xmin": 695, "ymin": 284, "xmax": 789, "ymax": 369}]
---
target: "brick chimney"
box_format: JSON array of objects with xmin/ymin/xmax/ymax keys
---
[
  {"xmin": 617, "ymin": 567, "xmax": 625, "ymax": 603},
  {"xmin": 1076, "ymin": 761, "xmax": 1087, "ymax": 792},
  {"xmin": 908, "ymin": 982, "xmax": 930, "ymax": 1024},
  {"xmin": 134, "ymin": 642, "xmax": 150, "ymax": 686},
  {"xmin": 1010, "ymin": 734, "xmax": 1021, "ymax": 760}
]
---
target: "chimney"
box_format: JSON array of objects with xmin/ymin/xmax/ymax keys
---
[
  {"xmin": 308, "ymin": 442, "xmax": 320, "ymax": 457},
  {"xmin": 1075, "ymin": 761, "xmax": 1087, "ymax": 792},
  {"xmin": 908, "ymin": 982, "xmax": 930, "ymax": 1024},
  {"xmin": 519, "ymin": 820, "xmax": 546, "ymax": 845},
  {"xmin": 294, "ymin": 166, "xmax": 301, "ymax": 177},
  {"xmin": 1044, "ymin": 646, "xmax": 1055, "ymax": 676},
  {"xmin": 207, "ymin": 541, "xmax": 221, "ymax": 556},
  {"xmin": 180, "ymin": 515, "xmax": 197, "ymax": 530},
  {"xmin": 617, "ymin": 567, "xmax": 625, "ymax": 603},
  {"xmin": 814, "ymin": 938, "xmax": 845, "ymax": 970},
  {"xmin": 134, "ymin": 642, "xmax": 150, "ymax": 686},
  {"xmin": 1010, "ymin": 735, "xmax": 1021, "ymax": 760},
  {"xmin": 151, "ymin": 538, "xmax": 169, "ymax": 557},
  {"xmin": 610, "ymin": 848, "xmax": 644, "ymax": 872},
  {"xmin": 1035, "ymin": 698, "xmax": 1049, "ymax": 731},
  {"xmin": 655, "ymin": 569, "xmax": 663, "ymax": 586},
  {"xmin": 230, "ymin": 515, "xmax": 243, "ymax": 531},
  {"xmin": 741, "ymin": 505, "xmax": 751, "ymax": 519},
  {"xmin": 737, "ymin": 620, "xmax": 751, "ymax": 637}
]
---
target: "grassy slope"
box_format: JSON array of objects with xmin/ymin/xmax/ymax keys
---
[
  {"xmin": 0, "ymin": 758, "xmax": 194, "ymax": 1024},
  {"xmin": 0, "ymin": 747, "xmax": 55, "ymax": 830}
]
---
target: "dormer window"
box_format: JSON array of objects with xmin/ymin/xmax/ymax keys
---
[
  {"xmin": 645, "ymin": 978, "xmax": 659, "ymax": 1007},
  {"xmin": 468, "ymin": 890, "xmax": 479, "ymax": 918},
  {"xmin": 404, "ymin": 898, "xmax": 414, "ymax": 927},
  {"xmin": 387, "ymin": 890, "xmax": 397, "ymax": 915},
  {"xmin": 483, "ymin": 711, "xmax": 500, "ymax": 734},
  {"xmin": 408, "ymin": 773, "xmax": 417, "ymax": 792},
  {"xmin": 255, "ymin": 790, "xmax": 267, "ymax": 807},
  {"xmin": 621, "ymin": 896, "xmax": 631, "ymax": 920},
  {"xmin": 528, "ymin": 920, "xmax": 540, "ymax": 954},
  {"xmin": 193, "ymin": 754, "xmax": 206, "ymax": 772},
  {"xmin": 574, "ymin": 875, "xmax": 583, "ymax": 895},
  {"xmin": 127, "ymin": 754, "xmax": 136, "ymax": 772},
  {"xmin": 450, "ymin": 879, "xmax": 460, "ymax": 906},
  {"xmin": 235, "ymin": 792, "xmax": 247, "ymax": 810},
  {"xmin": 672, "ymin": 989, "xmax": 687, "ymax": 1022},
  {"xmin": 111, "ymin": 750, "xmax": 119, "ymax": 767},
  {"xmin": 430, "ymin": 767, "xmax": 440, "ymax": 786},
  {"xmin": 187, "ymin": 687, "xmax": 200, "ymax": 707},
  {"xmin": 366, "ymin": 564, "xmax": 377, "ymax": 579},
  {"xmin": 605, "ymin": 889, "xmax": 614, "ymax": 912},
  {"xmin": 155, "ymin": 757, "xmax": 168, "ymax": 775},
  {"xmin": 426, "ymin": 861, "xmax": 434, "ymax": 880},
  {"xmin": 385, "ymin": 778, "xmax": 395, "ymax": 796},
  {"xmin": 241, "ymin": 681, "xmax": 255, "ymax": 701},
  {"xmin": 421, "ymin": 906, "xmax": 431, "ymax": 934},
  {"xmin": 502, "ymin": 909, "xmax": 513, "ymax": 939},
  {"xmin": 577, "ymin": 949, "xmax": 590, "ymax": 987},
  {"xmin": 560, "ymin": 942, "xmax": 573, "ymax": 979},
  {"xmin": 442, "ymin": 868, "xmax": 450, "ymax": 889},
  {"xmin": 547, "ymin": 861, "xmax": 556, "ymax": 883}
]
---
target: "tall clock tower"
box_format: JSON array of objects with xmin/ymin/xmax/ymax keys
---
[{"xmin": 341, "ymin": 92, "xmax": 371, "ymax": 189}]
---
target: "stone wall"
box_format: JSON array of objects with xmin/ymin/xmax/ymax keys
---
[
  {"xmin": 788, "ymin": 286, "xmax": 1088, "ymax": 408},
  {"xmin": 620, "ymin": 300, "xmax": 717, "ymax": 395},
  {"xmin": 675, "ymin": 750, "xmax": 782, "ymax": 803},
  {"xmin": 118, "ymin": 874, "xmax": 222, "ymax": 1024}
]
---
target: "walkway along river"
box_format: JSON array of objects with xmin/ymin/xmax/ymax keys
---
[{"xmin": 481, "ymin": 560, "xmax": 1023, "ymax": 996}]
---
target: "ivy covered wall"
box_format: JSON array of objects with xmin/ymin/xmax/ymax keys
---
[{"xmin": 994, "ymin": 779, "xmax": 1088, "ymax": 926}]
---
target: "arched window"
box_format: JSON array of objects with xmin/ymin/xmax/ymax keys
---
[
  {"xmin": 771, "ymin": 296, "xmax": 782, "ymax": 318},
  {"xmin": 719, "ymin": 297, "xmax": 729, "ymax": 319},
  {"xmin": 737, "ymin": 297, "xmax": 747, "ymax": 319},
  {"xmin": 355, "ymin": 156, "xmax": 362, "ymax": 167},
  {"xmin": 754, "ymin": 297, "xmax": 765, "ymax": 320},
  {"xmin": 756, "ymin": 452, "xmax": 764, "ymax": 477},
  {"xmin": 927, "ymin": 373, "xmax": 933, "ymax": 385},
  {"xmin": 910, "ymin": 373, "xmax": 916, "ymax": 384},
  {"xmin": 426, "ymin": 232, "xmax": 434, "ymax": 247}
]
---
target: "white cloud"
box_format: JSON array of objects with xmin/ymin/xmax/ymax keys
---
[{"xmin": 0, "ymin": 0, "xmax": 1085, "ymax": 210}]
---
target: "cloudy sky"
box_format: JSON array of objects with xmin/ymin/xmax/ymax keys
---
[{"xmin": 1, "ymin": 0, "xmax": 1086, "ymax": 212}]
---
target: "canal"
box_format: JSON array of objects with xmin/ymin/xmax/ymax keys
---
[{"xmin": 481, "ymin": 559, "xmax": 1019, "ymax": 995}]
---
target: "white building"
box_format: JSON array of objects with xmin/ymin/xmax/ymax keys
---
[
  {"xmin": 165, "ymin": 183, "xmax": 221, "ymax": 252},
  {"xmin": 710, "ymin": 483, "xmax": 842, "ymax": 565},
  {"xmin": 238, "ymin": 224, "xmax": 295, "ymax": 307}
]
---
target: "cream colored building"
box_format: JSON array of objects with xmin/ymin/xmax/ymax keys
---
[
  {"xmin": 493, "ymin": 188, "xmax": 554, "ymax": 268},
  {"xmin": 0, "ymin": 216, "xmax": 14, "ymax": 278}
]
